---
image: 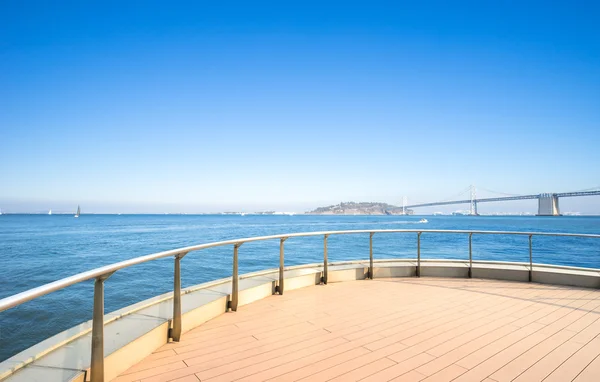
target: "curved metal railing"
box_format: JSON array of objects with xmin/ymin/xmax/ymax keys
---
[{"xmin": 1, "ymin": 229, "xmax": 600, "ymax": 381}]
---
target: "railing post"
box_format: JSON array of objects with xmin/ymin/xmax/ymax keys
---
[
  {"xmin": 323, "ymin": 235, "xmax": 329, "ymax": 284},
  {"xmin": 278, "ymin": 238, "xmax": 287, "ymax": 295},
  {"xmin": 231, "ymin": 243, "xmax": 241, "ymax": 311},
  {"xmin": 529, "ymin": 235, "xmax": 533, "ymax": 282},
  {"xmin": 468, "ymin": 233, "xmax": 473, "ymax": 278},
  {"xmin": 369, "ymin": 232, "xmax": 374, "ymax": 279},
  {"xmin": 417, "ymin": 232, "xmax": 421, "ymax": 277},
  {"xmin": 90, "ymin": 272, "xmax": 113, "ymax": 382},
  {"xmin": 170, "ymin": 255, "xmax": 184, "ymax": 341}
]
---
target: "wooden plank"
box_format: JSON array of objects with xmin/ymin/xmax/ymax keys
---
[{"xmin": 109, "ymin": 279, "xmax": 600, "ymax": 382}]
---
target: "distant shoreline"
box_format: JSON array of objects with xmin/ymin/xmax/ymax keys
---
[{"xmin": 0, "ymin": 213, "xmax": 597, "ymax": 217}]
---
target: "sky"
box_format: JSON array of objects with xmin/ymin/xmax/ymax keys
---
[{"xmin": 1, "ymin": 1, "xmax": 599, "ymax": 214}]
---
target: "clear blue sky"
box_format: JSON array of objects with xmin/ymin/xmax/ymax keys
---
[{"xmin": 1, "ymin": 1, "xmax": 599, "ymax": 213}]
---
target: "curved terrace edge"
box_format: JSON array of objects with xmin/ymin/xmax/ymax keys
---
[{"xmin": 1, "ymin": 230, "xmax": 600, "ymax": 381}]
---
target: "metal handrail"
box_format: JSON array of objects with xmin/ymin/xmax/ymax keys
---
[
  {"xmin": 2, "ymin": 229, "xmax": 598, "ymax": 313},
  {"xmin": 1, "ymin": 229, "xmax": 600, "ymax": 381}
]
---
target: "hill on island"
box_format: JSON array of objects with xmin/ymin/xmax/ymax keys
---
[{"xmin": 306, "ymin": 202, "xmax": 413, "ymax": 215}]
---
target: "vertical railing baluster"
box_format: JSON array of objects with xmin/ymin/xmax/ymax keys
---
[
  {"xmin": 323, "ymin": 235, "xmax": 329, "ymax": 284},
  {"xmin": 91, "ymin": 278, "xmax": 105, "ymax": 382},
  {"xmin": 417, "ymin": 232, "xmax": 421, "ymax": 277},
  {"xmin": 468, "ymin": 233, "xmax": 473, "ymax": 278},
  {"xmin": 369, "ymin": 232, "xmax": 374, "ymax": 279},
  {"xmin": 90, "ymin": 272, "xmax": 113, "ymax": 382},
  {"xmin": 231, "ymin": 244, "xmax": 241, "ymax": 311},
  {"xmin": 278, "ymin": 238, "xmax": 286, "ymax": 295},
  {"xmin": 529, "ymin": 235, "xmax": 533, "ymax": 282},
  {"xmin": 171, "ymin": 255, "xmax": 183, "ymax": 341}
]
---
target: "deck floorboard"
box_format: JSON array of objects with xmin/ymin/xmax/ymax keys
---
[{"xmin": 116, "ymin": 278, "xmax": 600, "ymax": 382}]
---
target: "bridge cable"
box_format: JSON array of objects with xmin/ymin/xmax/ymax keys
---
[
  {"xmin": 477, "ymin": 187, "xmax": 521, "ymax": 197},
  {"xmin": 568, "ymin": 185, "xmax": 600, "ymax": 193},
  {"xmin": 439, "ymin": 186, "xmax": 472, "ymax": 202},
  {"xmin": 406, "ymin": 186, "xmax": 471, "ymax": 207}
]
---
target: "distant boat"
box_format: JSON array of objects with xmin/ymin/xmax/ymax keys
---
[
  {"xmin": 48, "ymin": 209, "xmax": 52, "ymax": 215},
  {"xmin": 0, "ymin": 208, "xmax": 2, "ymax": 215},
  {"xmin": 74, "ymin": 205, "xmax": 80, "ymax": 218},
  {"xmin": 419, "ymin": 218, "xmax": 428, "ymax": 223}
]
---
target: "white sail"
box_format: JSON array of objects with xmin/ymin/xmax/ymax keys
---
[
  {"xmin": 48, "ymin": 209, "xmax": 52, "ymax": 215},
  {"xmin": 75, "ymin": 205, "xmax": 80, "ymax": 218}
]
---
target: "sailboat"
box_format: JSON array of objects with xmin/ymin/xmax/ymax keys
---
[
  {"xmin": 0, "ymin": 208, "xmax": 2, "ymax": 215},
  {"xmin": 48, "ymin": 209, "xmax": 52, "ymax": 215},
  {"xmin": 74, "ymin": 205, "xmax": 80, "ymax": 218}
]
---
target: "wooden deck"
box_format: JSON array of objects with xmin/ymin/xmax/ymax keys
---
[{"xmin": 116, "ymin": 278, "xmax": 600, "ymax": 382}]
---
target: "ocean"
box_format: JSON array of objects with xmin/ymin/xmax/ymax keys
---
[{"xmin": 0, "ymin": 214, "xmax": 599, "ymax": 361}]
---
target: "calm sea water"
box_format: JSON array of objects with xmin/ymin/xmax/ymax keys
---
[{"xmin": 1, "ymin": 214, "xmax": 599, "ymax": 361}]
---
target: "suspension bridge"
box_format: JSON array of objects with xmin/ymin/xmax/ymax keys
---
[{"xmin": 402, "ymin": 186, "xmax": 600, "ymax": 216}]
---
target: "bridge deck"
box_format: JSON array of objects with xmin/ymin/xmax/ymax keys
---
[{"xmin": 116, "ymin": 278, "xmax": 600, "ymax": 382}]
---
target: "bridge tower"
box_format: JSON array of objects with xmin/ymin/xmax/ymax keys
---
[
  {"xmin": 470, "ymin": 185, "xmax": 479, "ymax": 216},
  {"xmin": 537, "ymin": 193, "xmax": 560, "ymax": 216},
  {"xmin": 402, "ymin": 196, "xmax": 407, "ymax": 215}
]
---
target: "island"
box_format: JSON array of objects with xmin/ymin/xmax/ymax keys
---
[{"xmin": 306, "ymin": 202, "xmax": 413, "ymax": 215}]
